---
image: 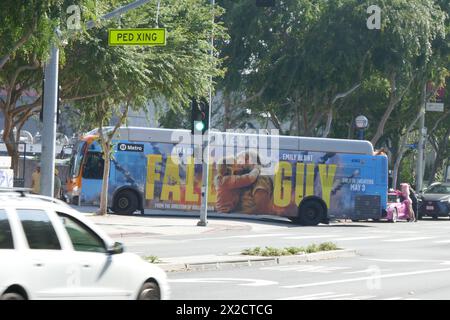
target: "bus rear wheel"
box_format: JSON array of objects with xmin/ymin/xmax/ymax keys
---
[
  {"xmin": 294, "ymin": 201, "xmax": 325, "ymax": 226},
  {"xmin": 113, "ymin": 190, "xmax": 139, "ymax": 215}
]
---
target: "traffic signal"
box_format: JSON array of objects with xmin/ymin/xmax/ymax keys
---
[
  {"xmin": 256, "ymin": 0, "xmax": 275, "ymax": 7},
  {"xmin": 191, "ymin": 97, "xmax": 209, "ymax": 135}
]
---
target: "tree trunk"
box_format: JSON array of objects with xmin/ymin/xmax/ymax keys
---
[
  {"xmin": 223, "ymin": 93, "xmax": 231, "ymax": 130},
  {"xmin": 97, "ymin": 103, "xmax": 129, "ymax": 215},
  {"xmin": 371, "ymin": 74, "xmax": 417, "ymax": 146},
  {"xmin": 391, "ymin": 110, "xmax": 424, "ymax": 188},
  {"xmin": 3, "ymin": 120, "xmax": 20, "ymax": 177},
  {"xmin": 99, "ymin": 139, "xmax": 110, "ymax": 216},
  {"xmin": 392, "ymin": 148, "xmax": 408, "ymax": 189},
  {"xmin": 428, "ymin": 128, "xmax": 450, "ymax": 185},
  {"xmin": 322, "ymin": 108, "xmax": 333, "ymax": 138}
]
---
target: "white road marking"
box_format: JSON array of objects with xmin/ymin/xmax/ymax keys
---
[
  {"xmin": 283, "ymin": 267, "xmax": 450, "ymax": 289},
  {"xmin": 261, "ymin": 265, "xmax": 351, "ymax": 273},
  {"xmin": 382, "ymin": 297, "xmax": 403, "ymax": 300},
  {"xmin": 313, "ymin": 293, "xmax": 353, "ymax": 300},
  {"xmin": 344, "ymin": 268, "xmax": 391, "ymax": 274},
  {"xmin": 339, "ymin": 295, "xmax": 376, "ymax": 300},
  {"xmin": 365, "ymin": 258, "xmax": 439, "ymax": 263},
  {"xmin": 168, "ymin": 278, "xmax": 278, "ymax": 287},
  {"xmin": 232, "ymin": 233, "xmax": 290, "ymax": 239},
  {"xmin": 334, "ymin": 236, "xmax": 385, "ymax": 241},
  {"xmin": 383, "ymin": 237, "xmax": 435, "ymax": 242},
  {"xmin": 433, "ymin": 240, "xmax": 450, "ymax": 244},
  {"xmin": 180, "ymin": 233, "xmax": 290, "ymax": 242},
  {"xmin": 283, "ymin": 235, "xmax": 337, "ymax": 240},
  {"xmin": 277, "ymin": 292, "xmax": 335, "ymax": 300}
]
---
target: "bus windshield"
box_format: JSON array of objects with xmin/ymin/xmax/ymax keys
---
[{"xmin": 69, "ymin": 142, "xmax": 86, "ymax": 178}]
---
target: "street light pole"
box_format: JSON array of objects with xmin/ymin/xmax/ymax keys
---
[
  {"xmin": 198, "ymin": 0, "xmax": 215, "ymax": 227},
  {"xmin": 416, "ymin": 83, "xmax": 427, "ymax": 192},
  {"xmin": 40, "ymin": 0, "xmax": 152, "ymax": 197}
]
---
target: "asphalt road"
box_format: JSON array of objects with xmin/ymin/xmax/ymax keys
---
[
  {"xmin": 108, "ymin": 215, "xmax": 450, "ymax": 299},
  {"xmin": 163, "ymin": 219, "xmax": 450, "ymax": 300},
  {"xmin": 116, "ymin": 217, "xmax": 450, "ymax": 260}
]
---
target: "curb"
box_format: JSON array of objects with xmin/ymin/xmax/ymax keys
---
[{"xmin": 158, "ymin": 249, "xmax": 357, "ymax": 273}]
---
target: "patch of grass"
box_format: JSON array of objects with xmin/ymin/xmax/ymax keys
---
[
  {"xmin": 242, "ymin": 247, "xmax": 262, "ymax": 256},
  {"xmin": 305, "ymin": 244, "xmax": 319, "ymax": 253},
  {"xmin": 285, "ymin": 246, "xmax": 304, "ymax": 255},
  {"xmin": 241, "ymin": 242, "xmax": 340, "ymax": 257},
  {"xmin": 318, "ymin": 242, "xmax": 339, "ymax": 251},
  {"xmin": 145, "ymin": 255, "xmax": 161, "ymax": 263}
]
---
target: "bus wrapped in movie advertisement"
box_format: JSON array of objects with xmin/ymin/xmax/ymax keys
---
[{"xmin": 65, "ymin": 127, "xmax": 388, "ymax": 226}]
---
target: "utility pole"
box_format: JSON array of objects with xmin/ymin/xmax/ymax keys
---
[
  {"xmin": 40, "ymin": 0, "xmax": 152, "ymax": 197},
  {"xmin": 198, "ymin": 0, "xmax": 215, "ymax": 227},
  {"xmin": 416, "ymin": 83, "xmax": 427, "ymax": 192}
]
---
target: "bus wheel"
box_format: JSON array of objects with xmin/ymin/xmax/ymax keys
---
[
  {"xmin": 297, "ymin": 201, "xmax": 325, "ymax": 226},
  {"xmin": 113, "ymin": 190, "xmax": 139, "ymax": 215}
]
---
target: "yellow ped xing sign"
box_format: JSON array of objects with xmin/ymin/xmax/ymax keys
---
[{"xmin": 108, "ymin": 28, "xmax": 166, "ymax": 46}]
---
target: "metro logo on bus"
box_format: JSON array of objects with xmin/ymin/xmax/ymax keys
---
[
  {"xmin": 108, "ymin": 28, "xmax": 166, "ymax": 46},
  {"xmin": 118, "ymin": 143, "xmax": 144, "ymax": 152}
]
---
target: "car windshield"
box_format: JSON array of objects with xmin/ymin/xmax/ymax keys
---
[{"xmin": 424, "ymin": 185, "xmax": 450, "ymax": 194}]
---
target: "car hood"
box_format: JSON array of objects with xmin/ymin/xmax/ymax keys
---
[{"xmin": 420, "ymin": 194, "xmax": 450, "ymax": 201}]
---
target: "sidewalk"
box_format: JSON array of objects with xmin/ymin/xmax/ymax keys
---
[
  {"xmin": 74, "ymin": 205, "xmax": 293, "ymax": 237},
  {"xmin": 74, "ymin": 205, "xmax": 357, "ymax": 272}
]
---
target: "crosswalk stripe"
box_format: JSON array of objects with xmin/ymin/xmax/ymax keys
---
[{"xmin": 383, "ymin": 237, "xmax": 435, "ymax": 242}]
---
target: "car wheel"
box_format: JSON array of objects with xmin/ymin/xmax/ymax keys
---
[
  {"xmin": 296, "ymin": 201, "xmax": 325, "ymax": 226},
  {"xmin": 391, "ymin": 208, "xmax": 398, "ymax": 223},
  {"xmin": 138, "ymin": 282, "xmax": 161, "ymax": 300},
  {"xmin": 0, "ymin": 293, "xmax": 25, "ymax": 300},
  {"xmin": 113, "ymin": 190, "xmax": 139, "ymax": 215}
]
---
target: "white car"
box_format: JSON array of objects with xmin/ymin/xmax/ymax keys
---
[{"xmin": 0, "ymin": 191, "xmax": 169, "ymax": 300}]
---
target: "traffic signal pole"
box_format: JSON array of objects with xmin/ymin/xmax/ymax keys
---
[
  {"xmin": 40, "ymin": 0, "xmax": 152, "ymax": 197},
  {"xmin": 40, "ymin": 45, "xmax": 59, "ymax": 197},
  {"xmin": 197, "ymin": 0, "xmax": 215, "ymax": 227}
]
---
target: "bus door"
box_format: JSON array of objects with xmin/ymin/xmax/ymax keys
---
[{"xmin": 80, "ymin": 147, "xmax": 104, "ymax": 206}]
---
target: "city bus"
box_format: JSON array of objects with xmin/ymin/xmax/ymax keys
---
[{"xmin": 65, "ymin": 127, "xmax": 388, "ymax": 225}]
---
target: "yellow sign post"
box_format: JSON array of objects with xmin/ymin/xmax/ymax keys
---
[{"xmin": 108, "ymin": 28, "xmax": 166, "ymax": 46}]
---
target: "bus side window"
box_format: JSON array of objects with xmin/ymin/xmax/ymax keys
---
[{"xmin": 82, "ymin": 152, "xmax": 104, "ymax": 180}]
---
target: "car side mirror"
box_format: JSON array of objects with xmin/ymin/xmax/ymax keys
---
[{"xmin": 107, "ymin": 242, "xmax": 124, "ymax": 255}]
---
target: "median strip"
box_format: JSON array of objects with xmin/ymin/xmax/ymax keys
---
[{"xmin": 151, "ymin": 242, "xmax": 356, "ymax": 273}]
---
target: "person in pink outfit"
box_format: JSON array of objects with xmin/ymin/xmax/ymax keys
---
[{"xmin": 400, "ymin": 183, "xmax": 416, "ymax": 222}]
